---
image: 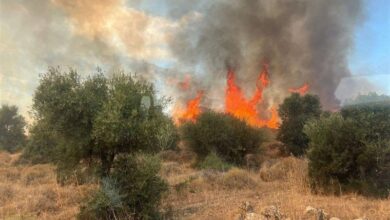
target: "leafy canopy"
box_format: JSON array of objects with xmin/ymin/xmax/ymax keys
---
[
  {"xmin": 277, "ymin": 93, "xmax": 321, "ymax": 156},
  {"xmin": 305, "ymin": 95, "xmax": 390, "ymax": 197},
  {"xmin": 182, "ymin": 111, "xmax": 267, "ymax": 165},
  {"xmin": 0, "ymin": 105, "xmax": 26, "ymax": 152},
  {"xmin": 25, "ymin": 67, "xmax": 177, "ymax": 178}
]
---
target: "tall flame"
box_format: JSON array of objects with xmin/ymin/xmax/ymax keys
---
[
  {"xmin": 173, "ymin": 91, "xmax": 203, "ymax": 124},
  {"xmin": 173, "ymin": 64, "xmax": 283, "ymax": 129},
  {"xmin": 288, "ymin": 83, "xmax": 309, "ymax": 95},
  {"xmin": 225, "ymin": 64, "xmax": 279, "ymax": 129}
]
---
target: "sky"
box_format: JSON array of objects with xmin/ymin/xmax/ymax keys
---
[
  {"xmin": 347, "ymin": 0, "xmax": 390, "ymax": 94},
  {"xmin": 0, "ymin": 0, "xmax": 389, "ymax": 121}
]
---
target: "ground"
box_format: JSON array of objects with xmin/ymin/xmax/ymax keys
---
[{"xmin": 0, "ymin": 148, "xmax": 389, "ymax": 220}]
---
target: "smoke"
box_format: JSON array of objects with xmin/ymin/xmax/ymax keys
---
[
  {"xmin": 0, "ymin": 0, "xmax": 181, "ymax": 120},
  {"xmin": 0, "ymin": 0, "xmax": 365, "ymax": 121},
  {"xmin": 168, "ymin": 0, "xmax": 364, "ymax": 109}
]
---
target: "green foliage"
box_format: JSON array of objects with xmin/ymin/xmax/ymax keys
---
[
  {"xmin": 182, "ymin": 111, "xmax": 267, "ymax": 165},
  {"xmin": 22, "ymin": 67, "xmax": 178, "ymax": 178},
  {"xmin": 19, "ymin": 120, "xmax": 58, "ymax": 164},
  {"xmin": 79, "ymin": 154, "xmax": 168, "ymax": 220},
  {"xmin": 341, "ymin": 99, "xmax": 390, "ymax": 142},
  {"xmin": 78, "ymin": 178, "xmax": 127, "ymax": 220},
  {"xmin": 344, "ymin": 92, "xmax": 390, "ymax": 106},
  {"xmin": 305, "ymin": 107, "xmax": 390, "ymax": 197},
  {"xmin": 277, "ymin": 93, "xmax": 321, "ymax": 156},
  {"xmin": 0, "ymin": 105, "xmax": 26, "ymax": 152},
  {"xmin": 198, "ymin": 152, "xmax": 233, "ymax": 171}
]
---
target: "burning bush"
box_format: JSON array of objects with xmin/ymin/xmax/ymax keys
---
[
  {"xmin": 305, "ymin": 98, "xmax": 390, "ymax": 197},
  {"xmin": 182, "ymin": 111, "xmax": 268, "ymax": 166},
  {"xmin": 277, "ymin": 93, "xmax": 322, "ymax": 156}
]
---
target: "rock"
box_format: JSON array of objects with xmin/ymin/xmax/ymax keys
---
[
  {"xmin": 238, "ymin": 202, "xmax": 260, "ymax": 220},
  {"xmin": 304, "ymin": 206, "xmax": 318, "ymax": 215},
  {"xmin": 304, "ymin": 206, "xmax": 329, "ymax": 220},
  {"xmin": 261, "ymin": 205, "xmax": 286, "ymax": 220},
  {"xmin": 244, "ymin": 212, "xmax": 263, "ymax": 220}
]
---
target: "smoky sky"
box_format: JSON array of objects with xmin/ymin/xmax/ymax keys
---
[
  {"xmin": 168, "ymin": 0, "xmax": 364, "ymax": 109},
  {"xmin": 0, "ymin": 0, "xmax": 367, "ymax": 120}
]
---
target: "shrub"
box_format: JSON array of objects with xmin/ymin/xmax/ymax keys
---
[
  {"xmin": 277, "ymin": 93, "xmax": 321, "ymax": 156},
  {"xmin": 78, "ymin": 178, "xmax": 127, "ymax": 220},
  {"xmin": 305, "ymin": 111, "xmax": 390, "ymax": 197},
  {"xmin": 182, "ymin": 111, "xmax": 267, "ymax": 165},
  {"xmin": 19, "ymin": 120, "xmax": 58, "ymax": 164},
  {"xmin": 79, "ymin": 154, "xmax": 168, "ymax": 220},
  {"xmin": 218, "ymin": 168, "xmax": 257, "ymax": 190},
  {"xmin": 0, "ymin": 105, "xmax": 26, "ymax": 152},
  {"xmin": 198, "ymin": 152, "xmax": 232, "ymax": 171}
]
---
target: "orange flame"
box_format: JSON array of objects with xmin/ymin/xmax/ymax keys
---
[
  {"xmin": 288, "ymin": 83, "xmax": 309, "ymax": 95},
  {"xmin": 225, "ymin": 64, "xmax": 279, "ymax": 129},
  {"xmin": 174, "ymin": 64, "xmax": 280, "ymax": 129},
  {"xmin": 173, "ymin": 91, "xmax": 203, "ymax": 124}
]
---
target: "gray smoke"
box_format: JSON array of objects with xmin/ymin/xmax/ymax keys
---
[{"xmin": 168, "ymin": 0, "xmax": 364, "ymax": 109}]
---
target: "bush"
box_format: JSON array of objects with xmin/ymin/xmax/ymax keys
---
[
  {"xmin": 277, "ymin": 93, "xmax": 321, "ymax": 156},
  {"xmin": 79, "ymin": 154, "xmax": 168, "ymax": 220},
  {"xmin": 19, "ymin": 120, "xmax": 58, "ymax": 164},
  {"xmin": 198, "ymin": 152, "xmax": 232, "ymax": 171},
  {"xmin": 182, "ymin": 111, "xmax": 267, "ymax": 165},
  {"xmin": 305, "ymin": 111, "xmax": 390, "ymax": 197},
  {"xmin": 78, "ymin": 178, "xmax": 127, "ymax": 220},
  {"xmin": 0, "ymin": 105, "xmax": 26, "ymax": 152},
  {"xmin": 219, "ymin": 168, "xmax": 257, "ymax": 190}
]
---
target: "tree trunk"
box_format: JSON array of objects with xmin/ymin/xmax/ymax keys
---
[{"xmin": 100, "ymin": 152, "xmax": 115, "ymax": 177}]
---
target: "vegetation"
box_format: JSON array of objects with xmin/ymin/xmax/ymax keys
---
[
  {"xmin": 198, "ymin": 152, "xmax": 232, "ymax": 171},
  {"xmin": 20, "ymin": 120, "xmax": 58, "ymax": 164},
  {"xmin": 344, "ymin": 92, "xmax": 390, "ymax": 106},
  {"xmin": 20, "ymin": 67, "xmax": 176, "ymax": 218},
  {"xmin": 23, "ymin": 67, "xmax": 178, "ymax": 178},
  {"xmin": 305, "ymin": 95, "xmax": 390, "ymax": 197},
  {"xmin": 3, "ymin": 66, "xmax": 389, "ymax": 218},
  {"xmin": 0, "ymin": 105, "xmax": 26, "ymax": 152},
  {"xmin": 1, "ymin": 151, "xmax": 390, "ymax": 220},
  {"xmin": 182, "ymin": 111, "xmax": 267, "ymax": 166},
  {"xmin": 277, "ymin": 93, "xmax": 321, "ymax": 156},
  {"xmin": 79, "ymin": 154, "xmax": 168, "ymax": 220}
]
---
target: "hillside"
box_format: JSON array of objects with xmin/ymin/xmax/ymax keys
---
[{"xmin": 1, "ymin": 149, "xmax": 389, "ymax": 220}]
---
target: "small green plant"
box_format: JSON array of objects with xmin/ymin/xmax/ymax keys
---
[
  {"xmin": 79, "ymin": 154, "xmax": 168, "ymax": 219},
  {"xmin": 78, "ymin": 178, "xmax": 127, "ymax": 220},
  {"xmin": 198, "ymin": 152, "xmax": 232, "ymax": 171}
]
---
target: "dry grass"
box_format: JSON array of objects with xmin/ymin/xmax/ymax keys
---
[
  {"xmin": 161, "ymin": 155, "xmax": 390, "ymax": 220},
  {"xmin": 1, "ymin": 148, "xmax": 390, "ymax": 219},
  {"xmin": 0, "ymin": 151, "xmax": 95, "ymax": 220}
]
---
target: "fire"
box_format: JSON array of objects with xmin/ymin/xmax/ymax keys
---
[
  {"xmin": 173, "ymin": 64, "xmax": 283, "ymax": 129},
  {"xmin": 288, "ymin": 83, "xmax": 309, "ymax": 95},
  {"xmin": 225, "ymin": 64, "xmax": 279, "ymax": 129},
  {"xmin": 173, "ymin": 91, "xmax": 203, "ymax": 124}
]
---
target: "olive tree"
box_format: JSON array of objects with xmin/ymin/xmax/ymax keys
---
[{"xmin": 0, "ymin": 105, "xmax": 26, "ymax": 152}]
